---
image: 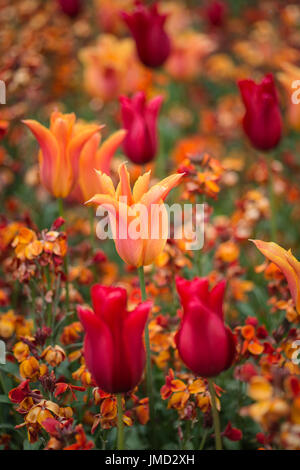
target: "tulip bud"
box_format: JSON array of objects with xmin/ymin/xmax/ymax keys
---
[
  {"xmin": 206, "ymin": 1, "xmax": 227, "ymax": 27},
  {"xmin": 122, "ymin": 1, "xmax": 171, "ymax": 68},
  {"xmin": 78, "ymin": 284, "xmax": 152, "ymax": 393},
  {"xmin": 120, "ymin": 92, "xmax": 163, "ymax": 165},
  {"xmin": 238, "ymin": 74, "xmax": 282, "ymax": 151},
  {"xmin": 57, "ymin": 0, "xmax": 81, "ymax": 17},
  {"xmin": 175, "ymin": 276, "xmax": 236, "ymax": 377}
]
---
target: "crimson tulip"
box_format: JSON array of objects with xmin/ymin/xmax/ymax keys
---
[
  {"xmin": 57, "ymin": 0, "xmax": 81, "ymax": 17},
  {"xmin": 206, "ymin": 1, "xmax": 227, "ymax": 27},
  {"xmin": 238, "ymin": 73, "xmax": 282, "ymax": 151},
  {"xmin": 77, "ymin": 284, "xmax": 152, "ymax": 394},
  {"xmin": 119, "ymin": 91, "xmax": 163, "ymax": 165},
  {"xmin": 175, "ymin": 276, "xmax": 236, "ymax": 377},
  {"xmin": 122, "ymin": 1, "xmax": 171, "ymax": 68}
]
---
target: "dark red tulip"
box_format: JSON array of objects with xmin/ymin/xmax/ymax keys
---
[
  {"xmin": 206, "ymin": 1, "xmax": 227, "ymax": 27},
  {"xmin": 77, "ymin": 284, "xmax": 152, "ymax": 394},
  {"xmin": 122, "ymin": 1, "xmax": 171, "ymax": 68},
  {"xmin": 57, "ymin": 0, "xmax": 81, "ymax": 17},
  {"xmin": 175, "ymin": 276, "xmax": 236, "ymax": 377},
  {"xmin": 238, "ymin": 74, "xmax": 282, "ymax": 151},
  {"xmin": 119, "ymin": 91, "xmax": 163, "ymax": 165}
]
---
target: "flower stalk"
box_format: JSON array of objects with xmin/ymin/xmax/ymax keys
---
[
  {"xmin": 208, "ymin": 378, "xmax": 222, "ymax": 450},
  {"xmin": 137, "ymin": 266, "xmax": 155, "ymax": 431},
  {"xmin": 116, "ymin": 394, "xmax": 125, "ymax": 450}
]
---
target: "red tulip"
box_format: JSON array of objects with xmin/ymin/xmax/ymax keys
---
[
  {"xmin": 119, "ymin": 91, "xmax": 163, "ymax": 165},
  {"xmin": 57, "ymin": 0, "xmax": 81, "ymax": 17},
  {"xmin": 175, "ymin": 276, "xmax": 236, "ymax": 377},
  {"xmin": 122, "ymin": 1, "xmax": 171, "ymax": 68},
  {"xmin": 206, "ymin": 1, "xmax": 227, "ymax": 27},
  {"xmin": 77, "ymin": 284, "xmax": 152, "ymax": 394},
  {"xmin": 238, "ymin": 74, "xmax": 282, "ymax": 151}
]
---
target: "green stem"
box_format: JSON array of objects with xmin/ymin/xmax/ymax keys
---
[
  {"xmin": 58, "ymin": 197, "xmax": 64, "ymax": 220},
  {"xmin": 57, "ymin": 198, "xmax": 70, "ymax": 311},
  {"xmin": 268, "ymin": 159, "xmax": 277, "ymax": 242},
  {"xmin": 116, "ymin": 394, "xmax": 125, "ymax": 450},
  {"xmin": 208, "ymin": 378, "xmax": 222, "ymax": 450},
  {"xmin": 137, "ymin": 266, "xmax": 155, "ymax": 433},
  {"xmin": 89, "ymin": 207, "xmax": 95, "ymax": 253},
  {"xmin": 199, "ymin": 429, "xmax": 208, "ymax": 450}
]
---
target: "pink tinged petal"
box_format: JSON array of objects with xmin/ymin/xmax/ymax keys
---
[
  {"xmin": 141, "ymin": 173, "xmax": 184, "ymax": 206},
  {"xmin": 22, "ymin": 120, "xmax": 59, "ymax": 194},
  {"xmin": 94, "ymin": 171, "xmax": 116, "ymax": 198},
  {"xmin": 77, "ymin": 306, "xmax": 114, "ymax": 392},
  {"xmin": 251, "ymin": 239, "xmax": 300, "ymax": 313},
  {"xmin": 117, "ymin": 162, "xmax": 133, "ymax": 205}
]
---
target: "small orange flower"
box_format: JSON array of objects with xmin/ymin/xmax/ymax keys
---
[
  {"xmin": 19, "ymin": 356, "xmax": 40, "ymax": 380},
  {"xmin": 13, "ymin": 341, "xmax": 30, "ymax": 363},
  {"xmin": 41, "ymin": 345, "xmax": 66, "ymax": 367}
]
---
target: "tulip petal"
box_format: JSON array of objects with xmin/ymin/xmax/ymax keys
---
[
  {"xmin": 124, "ymin": 300, "xmax": 152, "ymax": 386},
  {"xmin": 251, "ymin": 239, "xmax": 300, "ymax": 313},
  {"xmin": 77, "ymin": 306, "xmax": 114, "ymax": 392},
  {"xmin": 94, "ymin": 170, "xmax": 116, "ymax": 198},
  {"xmin": 140, "ymin": 172, "xmax": 184, "ymax": 207},
  {"xmin": 96, "ymin": 129, "xmax": 126, "ymax": 174},
  {"xmin": 22, "ymin": 119, "xmax": 59, "ymax": 194},
  {"xmin": 116, "ymin": 162, "xmax": 133, "ymax": 205},
  {"xmin": 91, "ymin": 284, "xmax": 127, "ymax": 326},
  {"xmin": 209, "ymin": 280, "xmax": 226, "ymax": 319},
  {"xmin": 176, "ymin": 276, "xmax": 209, "ymax": 309},
  {"xmin": 68, "ymin": 124, "xmax": 101, "ymax": 183},
  {"xmin": 132, "ymin": 171, "xmax": 151, "ymax": 203}
]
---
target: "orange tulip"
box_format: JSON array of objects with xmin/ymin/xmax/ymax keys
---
[
  {"xmin": 251, "ymin": 239, "xmax": 300, "ymax": 313},
  {"xmin": 70, "ymin": 129, "xmax": 126, "ymax": 203},
  {"xmin": 23, "ymin": 112, "xmax": 100, "ymax": 198},
  {"xmin": 87, "ymin": 163, "xmax": 184, "ymax": 267}
]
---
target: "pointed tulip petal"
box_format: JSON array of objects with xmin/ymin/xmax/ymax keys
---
[{"xmin": 251, "ymin": 239, "xmax": 300, "ymax": 313}]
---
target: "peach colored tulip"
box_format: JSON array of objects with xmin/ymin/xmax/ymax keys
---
[
  {"xmin": 87, "ymin": 163, "xmax": 184, "ymax": 267},
  {"xmin": 23, "ymin": 112, "xmax": 100, "ymax": 198},
  {"xmin": 251, "ymin": 239, "xmax": 300, "ymax": 313},
  {"xmin": 70, "ymin": 129, "xmax": 126, "ymax": 203},
  {"xmin": 79, "ymin": 35, "xmax": 152, "ymax": 103}
]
